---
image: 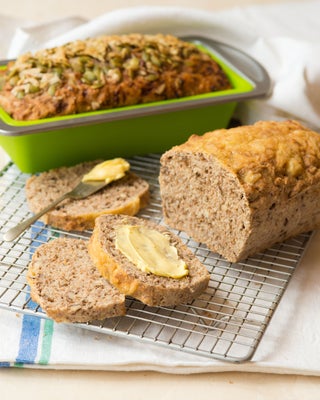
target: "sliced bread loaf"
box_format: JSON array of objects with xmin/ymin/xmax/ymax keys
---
[
  {"xmin": 159, "ymin": 120, "xmax": 320, "ymax": 262},
  {"xmin": 27, "ymin": 238, "xmax": 126, "ymax": 323},
  {"xmin": 25, "ymin": 160, "xmax": 149, "ymax": 231},
  {"xmin": 88, "ymin": 214, "xmax": 210, "ymax": 307}
]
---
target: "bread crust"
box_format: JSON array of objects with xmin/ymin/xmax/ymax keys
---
[
  {"xmin": 25, "ymin": 160, "xmax": 149, "ymax": 231},
  {"xmin": 0, "ymin": 33, "xmax": 231, "ymax": 121},
  {"xmin": 88, "ymin": 214, "xmax": 210, "ymax": 307},
  {"xmin": 27, "ymin": 238, "xmax": 126, "ymax": 323},
  {"xmin": 159, "ymin": 120, "xmax": 320, "ymax": 262}
]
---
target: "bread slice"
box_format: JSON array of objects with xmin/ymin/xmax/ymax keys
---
[
  {"xmin": 25, "ymin": 160, "xmax": 149, "ymax": 231},
  {"xmin": 159, "ymin": 120, "xmax": 320, "ymax": 262},
  {"xmin": 27, "ymin": 238, "xmax": 126, "ymax": 323},
  {"xmin": 88, "ymin": 214, "xmax": 210, "ymax": 307}
]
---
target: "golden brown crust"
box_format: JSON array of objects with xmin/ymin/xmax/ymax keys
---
[
  {"xmin": 174, "ymin": 120, "xmax": 320, "ymax": 203},
  {"xmin": 0, "ymin": 33, "xmax": 231, "ymax": 121}
]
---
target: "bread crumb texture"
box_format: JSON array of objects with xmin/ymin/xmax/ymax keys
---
[{"xmin": 27, "ymin": 238, "xmax": 126, "ymax": 323}]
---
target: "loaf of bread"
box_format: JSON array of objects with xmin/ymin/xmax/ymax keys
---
[
  {"xmin": 27, "ymin": 238, "xmax": 126, "ymax": 323},
  {"xmin": 25, "ymin": 160, "xmax": 149, "ymax": 231},
  {"xmin": 0, "ymin": 33, "xmax": 231, "ymax": 121},
  {"xmin": 88, "ymin": 214, "xmax": 210, "ymax": 307},
  {"xmin": 159, "ymin": 120, "xmax": 320, "ymax": 262}
]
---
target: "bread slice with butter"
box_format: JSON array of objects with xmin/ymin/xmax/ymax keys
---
[
  {"xmin": 88, "ymin": 214, "xmax": 210, "ymax": 307},
  {"xmin": 25, "ymin": 159, "xmax": 150, "ymax": 231},
  {"xmin": 27, "ymin": 238, "xmax": 126, "ymax": 323}
]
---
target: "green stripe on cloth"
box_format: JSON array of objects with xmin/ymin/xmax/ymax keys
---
[
  {"xmin": 39, "ymin": 318, "xmax": 54, "ymax": 365},
  {"xmin": 37, "ymin": 227, "xmax": 58, "ymax": 365}
]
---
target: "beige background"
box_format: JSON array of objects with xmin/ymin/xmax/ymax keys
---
[
  {"xmin": 0, "ymin": 0, "xmax": 306, "ymax": 22},
  {"xmin": 1, "ymin": 0, "xmax": 320, "ymax": 399}
]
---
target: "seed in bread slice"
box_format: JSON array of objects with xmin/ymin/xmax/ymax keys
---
[
  {"xmin": 27, "ymin": 238, "xmax": 126, "ymax": 323},
  {"xmin": 88, "ymin": 214, "xmax": 210, "ymax": 307},
  {"xmin": 25, "ymin": 160, "xmax": 150, "ymax": 231}
]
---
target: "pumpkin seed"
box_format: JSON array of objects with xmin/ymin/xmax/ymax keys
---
[
  {"xmin": 109, "ymin": 57, "xmax": 122, "ymax": 68},
  {"xmin": 142, "ymin": 51, "xmax": 149, "ymax": 62},
  {"xmin": 9, "ymin": 76, "xmax": 19, "ymax": 86},
  {"xmin": 120, "ymin": 47, "xmax": 130, "ymax": 58},
  {"xmin": 71, "ymin": 58, "xmax": 85, "ymax": 73},
  {"xmin": 107, "ymin": 68, "xmax": 122, "ymax": 83},
  {"xmin": 82, "ymin": 70, "xmax": 96, "ymax": 83},
  {"xmin": 146, "ymin": 73, "xmax": 159, "ymax": 81},
  {"xmin": 125, "ymin": 56, "xmax": 139, "ymax": 70},
  {"xmin": 52, "ymin": 66, "xmax": 63, "ymax": 76},
  {"xmin": 150, "ymin": 55, "xmax": 161, "ymax": 66},
  {"xmin": 48, "ymin": 84, "xmax": 57, "ymax": 96},
  {"xmin": 8, "ymin": 68, "xmax": 19, "ymax": 78},
  {"xmin": 91, "ymin": 101, "xmax": 100, "ymax": 110},
  {"xmin": 28, "ymin": 84, "xmax": 40, "ymax": 94},
  {"xmin": 16, "ymin": 90, "xmax": 25, "ymax": 99},
  {"xmin": 154, "ymin": 83, "xmax": 166, "ymax": 94}
]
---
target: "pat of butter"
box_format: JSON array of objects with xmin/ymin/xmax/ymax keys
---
[
  {"xmin": 115, "ymin": 225, "xmax": 189, "ymax": 278},
  {"xmin": 82, "ymin": 158, "xmax": 130, "ymax": 183}
]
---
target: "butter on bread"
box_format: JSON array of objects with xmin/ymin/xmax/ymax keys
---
[
  {"xmin": 25, "ymin": 160, "xmax": 149, "ymax": 231},
  {"xmin": 159, "ymin": 120, "xmax": 320, "ymax": 262},
  {"xmin": 88, "ymin": 214, "xmax": 210, "ymax": 307}
]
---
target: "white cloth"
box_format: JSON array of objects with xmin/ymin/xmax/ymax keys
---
[
  {"xmin": 1, "ymin": 228, "xmax": 320, "ymax": 374},
  {"xmin": 1, "ymin": 1, "xmax": 320, "ymax": 374}
]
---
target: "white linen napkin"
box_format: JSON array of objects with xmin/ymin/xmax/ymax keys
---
[{"xmin": 1, "ymin": 1, "xmax": 320, "ymax": 374}]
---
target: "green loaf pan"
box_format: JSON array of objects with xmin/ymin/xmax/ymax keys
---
[{"xmin": 0, "ymin": 37, "xmax": 271, "ymax": 173}]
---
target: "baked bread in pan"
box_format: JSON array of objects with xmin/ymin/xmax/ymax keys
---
[{"xmin": 0, "ymin": 33, "xmax": 231, "ymax": 121}]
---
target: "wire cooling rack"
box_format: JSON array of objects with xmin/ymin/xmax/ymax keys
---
[{"xmin": 0, "ymin": 155, "xmax": 312, "ymax": 363}]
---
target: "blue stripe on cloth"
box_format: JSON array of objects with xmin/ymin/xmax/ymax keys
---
[
  {"xmin": 0, "ymin": 362, "xmax": 11, "ymax": 367},
  {"xmin": 15, "ymin": 316, "xmax": 41, "ymax": 364},
  {"xmin": 15, "ymin": 221, "xmax": 49, "ymax": 366}
]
